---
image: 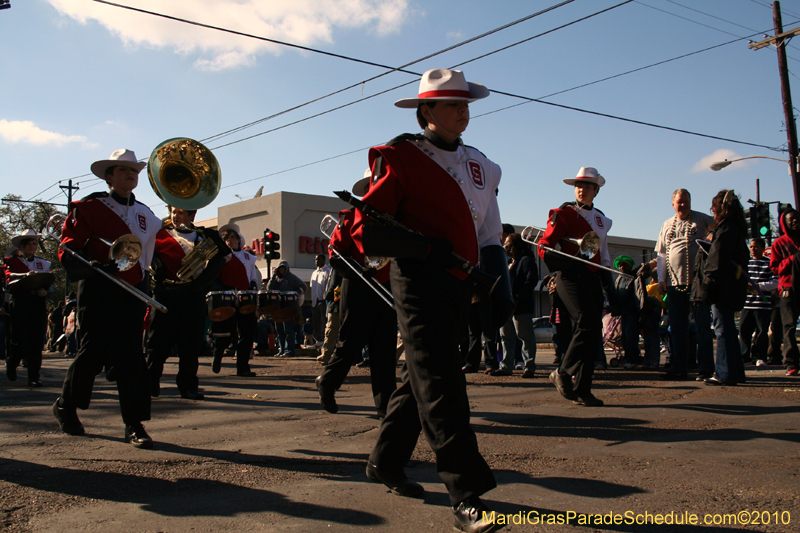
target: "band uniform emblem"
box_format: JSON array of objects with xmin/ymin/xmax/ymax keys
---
[
  {"xmin": 138, "ymin": 213, "xmax": 147, "ymax": 231},
  {"xmin": 468, "ymin": 161, "xmax": 485, "ymax": 189},
  {"xmin": 595, "ymin": 215, "xmax": 604, "ymax": 228}
]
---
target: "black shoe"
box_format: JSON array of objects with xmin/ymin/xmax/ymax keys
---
[
  {"xmin": 661, "ymin": 372, "xmax": 688, "ymax": 381},
  {"xmin": 212, "ymin": 354, "xmax": 222, "ymax": 374},
  {"xmin": 365, "ymin": 462, "xmax": 424, "ymax": 498},
  {"xmin": 315, "ymin": 375, "xmax": 338, "ymax": 413},
  {"xmin": 28, "ymin": 380, "xmax": 43, "ymax": 387},
  {"xmin": 236, "ymin": 371, "xmax": 256, "ymax": 377},
  {"xmin": 52, "ymin": 399, "xmax": 85, "ymax": 436},
  {"xmin": 355, "ymin": 360, "xmax": 370, "ymax": 368},
  {"xmin": 180, "ymin": 389, "xmax": 205, "ymax": 400},
  {"xmin": 453, "ymin": 497, "xmax": 503, "ymax": 533},
  {"xmin": 695, "ymin": 371, "xmax": 712, "ymax": 381},
  {"xmin": 573, "ymin": 393, "xmax": 604, "ymax": 407},
  {"xmin": 549, "ymin": 370, "xmax": 578, "ymax": 401},
  {"xmin": 125, "ymin": 424, "xmax": 153, "ymax": 449},
  {"xmin": 462, "ymin": 364, "xmax": 478, "ymax": 373},
  {"xmin": 521, "ymin": 368, "xmax": 535, "ymax": 379},
  {"xmin": 6, "ymin": 362, "xmax": 17, "ymax": 382}
]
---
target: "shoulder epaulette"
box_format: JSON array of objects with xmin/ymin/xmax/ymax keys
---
[
  {"xmin": 463, "ymin": 144, "xmax": 488, "ymax": 158},
  {"xmin": 81, "ymin": 192, "xmax": 109, "ymax": 202},
  {"xmin": 385, "ymin": 133, "xmax": 423, "ymax": 147},
  {"xmin": 559, "ymin": 201, "xmax": 576, "ymax": 210},
  {"xmin": 594, "ymin": 207, "xmax": 606, "ymax": 216}
]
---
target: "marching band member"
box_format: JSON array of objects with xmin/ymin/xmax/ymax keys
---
[
  {"xmin": 210, "ymin": 223, "xmax": 262, "ymax": 377},
  {"xmin": 352, "ymin": 68, "xmax": 511, "ymax": 533},
  {"xmin": 146, "ymin": 206, "xmax": 230, "ymax": 400},
  {"xmin": 5, "ymin": 230, "xmax": 53, "ymax": 386},
  {"xmin": 539, "ymin": 167, "xmax": 614, "ymax": 407},
  {"xmin": 53, "ymin": 149, "xmax": 161, "ymax": 448},
  {"xmin": 315, "ymin": 173, "xmax": 397, "ymax": 418}
]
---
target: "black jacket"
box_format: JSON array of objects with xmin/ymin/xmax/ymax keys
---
[{"xmin": 692, "ymin": 216, "xmax": 749, "ymax": 309}]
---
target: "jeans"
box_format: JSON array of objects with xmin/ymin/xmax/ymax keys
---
[
  {"xmin": 780, "ymin": 295, "xmax": 799, "ymax": 370},
  {"xmin": 666, "ymin": 288, "xmax": 713, "ymax": 375},
  {"xmin": 711, "ymin": 304, "xmax": 746, "ymax": 383},
  {"xmin": 499, "ymin": 313, "xmax": 537, "ymax": 371},
  {"xmin": 275, "ymin": 321, "xmax": 295, "ymax": 355}
]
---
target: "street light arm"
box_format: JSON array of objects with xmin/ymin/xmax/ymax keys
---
[{"xmin": 709, "ymin": 155, "xmax": 791, "ymax": 171}]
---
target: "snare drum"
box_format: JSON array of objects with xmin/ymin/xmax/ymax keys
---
[
  {"xmin": 257, "ymin": 290, "xmax": 282, "ymax": 315},
  {"xmin": 237, "ymin": 290, "xmax": 258, "ymax": 314},
  {"xmin": 206, "ymin": 290, "xmax": 236, "ymax": 322},
  {"xmin": 272, "ymin": 291, "xmax": 300, "ymax": 322}
]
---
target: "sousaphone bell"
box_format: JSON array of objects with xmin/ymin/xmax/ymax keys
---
[{"xmin": 148, "ymin": 138, "xmax": 221, "ymax": 210}]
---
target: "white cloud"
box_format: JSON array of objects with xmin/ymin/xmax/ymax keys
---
[
  {"xmin": 692, "ymin": 148, "xmax": 741, "ymax": 172},
  {"xmin": 447, "ymin": 30, "xmax": 464, "ymax": 40},
  {"xmin": 0, "ymin": 120, "xmax": 97, "ymax": 148},
  {"xmin": 47, "ymin": 0, "xmax": 410, "ymax": 71}
]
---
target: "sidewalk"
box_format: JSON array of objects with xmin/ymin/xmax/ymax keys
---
[{"xmin": 1, "ymin": 349, "xmax": 799, "ymax": 532}]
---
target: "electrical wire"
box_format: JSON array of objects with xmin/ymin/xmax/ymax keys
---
[
  {"xmin": 211, "ymin": 0, "xmax": 635, "ymax": 150},
  {"xmin": 634, "ymin": 1, "xmax": 743, "ymax": 38}
]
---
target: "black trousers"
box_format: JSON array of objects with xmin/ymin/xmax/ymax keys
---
[
  {"xmin": 556, "ymin": 269, "xmax": 604, "ymax": 396},
  {"xmin": 8, "ymin": 295, "xmax": 47, "ymax": 382},
  {"xmin": 319, "ymin": 277, "xmax": 397, "ymax": 416},
  {"xmin": 780, "ymin": 294, "xmax": 799, "ymax": 370},
  {"xmin": 61, "ymin": 276, "xmax": 150, "ymax": 425},
  {"xmin": 738, "ymin": 307, "xmax": 771, "ymax": 360},
  {"xmin": 465, "ymin": 301, "xmax": 498, "ymax": 370},
  {"xmin": 767, "ymin": 306, "xmax": 783, "ymax": 363},
  {"xmin": 211, "ymin": 311, "xmax": 256, "ymax": 374},
  {"xmin": 369, "ymin": 259, "xmax": 496, "ymax": 506},
  {"xmin": 146, "ymin": 290, "xmax": 207, "ymax": 393}
]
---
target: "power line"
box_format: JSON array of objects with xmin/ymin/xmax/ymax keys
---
[
  {"xmin": 93, "ymin": 0, "xmax": 578, "ymax": 145},
  {"xmin": 211, "ymin": 0, "xmax": 635, "ymax": 150},
  {"xmin": 634, "ymin": 0, "xmax": 743, "ymax": 38}
]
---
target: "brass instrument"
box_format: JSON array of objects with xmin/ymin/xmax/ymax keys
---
[
  {"xmin": 42, "ymin": 214, "xmax": 168, "ymax": 312},
  {"xmin": 320, "ymin": 214, "xmax": 394, "ymax": 309},
  {"xmin": 148, "ymin": 138, "xmax": 223, "ymax": 283},
  {"xmin": 170, "ymin": 229, "xmax": 219, "ymax": 283},
  {"xmin": 520, "ymin": 225, "xmax": 633, "ymax": 279},
  {"xmin": 148, "ymin": 138, "xmax": 220, "ymax": 210}
]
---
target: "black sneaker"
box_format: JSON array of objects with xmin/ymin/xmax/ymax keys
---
[
  {"xmin": 125, "ymin": 423, "xmax": 153, "ymax": 449},
  {"xmin": 453, "ymin": 497, "xmax": 503, "ymax": 533},
  {"xmin": 52, "ymin": 399, "xmax": 85, "ymax": 436}
]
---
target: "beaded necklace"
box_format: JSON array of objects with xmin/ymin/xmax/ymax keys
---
[{"xmin": 665, "ymin": 215, "xmax": 695, "ymax": 292}]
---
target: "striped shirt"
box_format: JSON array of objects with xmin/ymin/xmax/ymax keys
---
[{"xmin": 743, "ymin": 257, "xmax": 778, "ymax": 310}]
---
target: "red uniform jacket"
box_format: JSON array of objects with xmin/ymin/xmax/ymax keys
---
[{"xmin": 331, "ymin": 209, "xmax": 389, "ymax": 285}]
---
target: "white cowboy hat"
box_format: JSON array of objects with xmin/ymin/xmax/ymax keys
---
[
  {"xmin": 90, "ymin": 149, "xmax": 147, "ymax": 179},
  {"xmin": 394, "ymin": 69, "xmax": 490, "ymax": 109},
  {"xmin": 11, "ymin": 229, "xmax": 41, "ymax": 247},
  {"xmin": 564, "ymin": 167, "xmax": 606, "ymax": 188},
  {"xmin": 352, "ymin": 168, "xmax": 372, "ymax": 197},
  {"xmin": 218, "ymin": 223, "xmax": 245, "ymax": 246}
]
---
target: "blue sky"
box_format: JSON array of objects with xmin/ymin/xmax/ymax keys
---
[{"xmin": 3, "ymin": 0, "xmax": 800, "ymax": 241}]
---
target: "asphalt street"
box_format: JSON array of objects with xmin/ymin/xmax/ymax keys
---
[{"xmin": 1, "ymin": 348, "xmax": 799, "ymax": 532}]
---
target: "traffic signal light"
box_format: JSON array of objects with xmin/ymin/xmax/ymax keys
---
[
  {"xmin": 264, "ymin": 229, "xmax": 280, "ymax": 260},
  {"xmin": 748, "ymin": 206, "xmax": 757, "ymax": 239},
  {"xmin": 755, "ymin": 203, "xmax": 771, "ymax": 240}
]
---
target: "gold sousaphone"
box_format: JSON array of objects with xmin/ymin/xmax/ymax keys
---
[
  {"xmin": 148, "ymin": 138, "xmax": 221, "ymax": 210},
  {"xmin": 148, "ymin": 138, "xmax": 222, "ymax": 283}
]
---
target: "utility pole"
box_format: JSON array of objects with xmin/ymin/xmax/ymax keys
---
[
  {"xmin": 58, "ymin": 179, "xmax": 79, "ymax": 298},
  {"xmin": 749, "ymin": 1, "xmax": 800, "ymax": 207}
]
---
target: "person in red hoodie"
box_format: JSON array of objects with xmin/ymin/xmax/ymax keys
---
[{"xmin": 769, "ymin": 208, "xmax": 800, "ymax": 376}]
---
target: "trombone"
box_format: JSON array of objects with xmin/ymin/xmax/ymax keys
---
[
  {"xmin": 320, "ymin": 214, "xmax": 395, "ymax": 309},
  {"xmin": 42, "ymin": 214, "xmax": 168, "ymax": 312},
  {"xmin": 520, "ymin": 225, "xmax": 633, "ymax": 279}
]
